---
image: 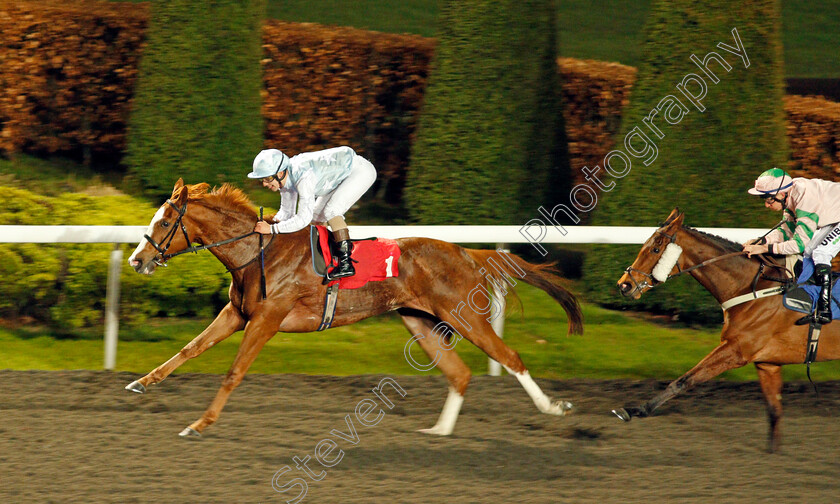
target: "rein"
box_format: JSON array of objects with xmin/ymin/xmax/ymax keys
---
[
  {"xmin": 146, "ymin": 199, "xmax": 273, "ymax": 282},
  {"xmin": 667, "ymin": 251, "xmax": 746, "ymax": 280},
  {"xmin": 622, "ymin": 229, "xmax": 792, "ymax": 305},
  {"xmin": 622, "ymin": 251, "xmax": 745, "ymax": 297}
]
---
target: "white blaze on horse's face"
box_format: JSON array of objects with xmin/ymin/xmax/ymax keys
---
[{"xmin": 128, "ymin": 205, "xmax": 166, "ymax": 275}]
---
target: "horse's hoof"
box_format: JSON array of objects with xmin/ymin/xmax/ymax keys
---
[
  {"xmin": 417, "ymin": 425, "xmax": 453, "ymax": 436},
  {"xmin": 179, "ymin": 427, "xmax": 202, "ymax": 439},
  {"xmin": 542, "ymin": 400, "xmax": 573, "ymax": 416},
  {"xmin": 125, "ymin": 381, "xmax": 146, "ymax": 394},
  {"xmin": 612, "ymin": 408, "xmax": 632, "ymax": 422},
  {"xmin": 552, "ymin": 400, "xmax": 574, "ymax": 416}
]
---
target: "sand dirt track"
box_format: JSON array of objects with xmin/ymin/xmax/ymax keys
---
[{"xmin": 2, "ymin": 370, "xmax": 840, "ymax": 503}]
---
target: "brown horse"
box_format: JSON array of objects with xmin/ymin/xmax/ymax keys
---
[
  {"xmin": 126, "ymin": 179, "xmax": 583, "ymax": 437},
  {"xmin": 615, "ymin": 208, "xmax": 840, "ymax": 452}
]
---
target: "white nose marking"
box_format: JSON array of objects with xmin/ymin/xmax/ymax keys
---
[{"xmin": 128, "ymin": 206, "xmax": 166, "ymax": 264}]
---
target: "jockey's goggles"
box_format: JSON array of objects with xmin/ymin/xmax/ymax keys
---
[
  {"xmin": 752, "ymin": 172, "xmax": 791, "ymax": 205},
  {"xmin": 264, "ymin": 167, "xmax": 286, "ymax": 184}
]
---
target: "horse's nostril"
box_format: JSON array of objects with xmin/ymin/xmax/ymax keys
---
[{"xmin": 619, "ymin": 282, "xmax": 631, "ymax": 293}]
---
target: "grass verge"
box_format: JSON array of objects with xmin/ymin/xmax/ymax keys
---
[{"xmin": 3, "ymin": 283, "xmax": 839, "ymax": 382}]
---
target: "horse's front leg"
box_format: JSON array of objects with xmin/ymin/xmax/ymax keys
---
[
  {"xmin": 755, "ymin": 362, "xmax": 784, "ymax": 453},
  {"xmin": 125, "ymin": 303, "xmax": 245, "ymax": 394},
  {"xmin": 179, "ymin": 312, "xmax": 283, "ymax": 437},
  {"xmin": 613, "ymin": 340, "xmax": 747, "ymax": 421}
]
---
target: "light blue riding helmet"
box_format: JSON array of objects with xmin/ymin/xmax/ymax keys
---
[{"xmin": 248, "ymin": 149, "xmax": 290, "ymax": 179}]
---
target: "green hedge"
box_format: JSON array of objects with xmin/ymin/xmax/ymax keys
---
[
  {"xmin": 582, "ymin": 0, "xmax": 789, "ymax": 322},
  {"xmin": 125, "ymin": 0, "xmax": 265, "ymax": 198},
  {"xmin": 0, "ymin": 186, "xmax": 229, "ymax": 333},
  {"xmin": 404, "ymin": 0, "xmax": 569, "ymax": 224}
]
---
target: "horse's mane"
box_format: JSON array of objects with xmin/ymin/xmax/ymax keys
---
[
  {"xmin": 681, "ymin": 225, "xmax": 744, "ymax": 253},
  {"xmin": 185, "ymin": 183, "xmax": 257, "ymax": 218}
]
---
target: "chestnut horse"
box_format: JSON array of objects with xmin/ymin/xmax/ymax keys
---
[
  {"xmin": 126, "ymin": 180, "xmax": 583, "ymax": 437},
  {"xmin": 615, "ymin": 208, "xmax": 840, "ymax": 452}
]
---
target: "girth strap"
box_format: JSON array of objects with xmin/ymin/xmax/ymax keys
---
[
  {"xmin": 317, "ymin": 283, "xmax": 340, "ymax": 331},
  {"xmin": 805, "ymin": 322, "xmax": 822, "ymax": 365},
  {"xmin": 805, "ymin": 321, "xmax": 823, "ymax": 396}
]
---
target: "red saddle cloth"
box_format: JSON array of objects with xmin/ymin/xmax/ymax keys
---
[{"xmin": 313, "ymin": 225, "xmax": 401, "ymax": 289}]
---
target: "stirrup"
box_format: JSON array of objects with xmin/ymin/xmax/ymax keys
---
[
  {"xmin": 326, "ymin": 267, "xmax": 355, "ymax": 281},
  {"xmin": 795, "ymin": 310, "xmax": 832, "ymax": 326},
  {"xmin": 326, "ymin": 238, "xmax": 355, "ymax": 281}
]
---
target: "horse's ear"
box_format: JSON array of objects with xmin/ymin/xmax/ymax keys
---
[
  {"xmin": 663, "ymin": 207, "xmax": 680, "ymax": 224},
  {"xmin": 666, "ymin": 207, "xmax": 685, "ymax": 228},
  {"xmin": 172, "ymin": 185, "xmax": 189, "ymax": 206},
  {"xmin": 173, "ymin": 178, "xmax": 184, "ymax": 192},
  {"xmin": 662, "ymin": 207, "xmax": 685, "ymax": 226}
]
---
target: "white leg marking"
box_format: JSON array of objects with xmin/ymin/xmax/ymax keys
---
[
  {"xmin": 505, "ymin": 366, "xmax": 573, "ymax": 416},
  {"xmin": 418, "ymin": 387, "xmax": 463, "ymax": 436}
]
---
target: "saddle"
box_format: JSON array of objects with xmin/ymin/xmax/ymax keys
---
[
  {"xmin": 782, "ymin": 257, "xmax": 840, "ymax": 319},
  {"xmin": 309, "ymin": 225, "xmax": 401, "ymax": 290},
  {"xmin": 309, "ymin": 225, "xmax": 401, "ymax": 331}
]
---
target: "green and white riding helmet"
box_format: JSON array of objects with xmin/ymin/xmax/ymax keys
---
[
  {"xmin": 248, "ymin": 149, "xmax": 290, "ymax": 180},
  {"xmin": 747, "ymin": 168, "xmax": 793, "ymax": 198}
]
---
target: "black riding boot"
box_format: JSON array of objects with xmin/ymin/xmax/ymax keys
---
[
  {"xmin": 327, "ymin": 229, "xmax": 355, "ymax": 280},
  {"xmin": 796, "ymin": 263, "xmax": 833, "ymax": 325}
]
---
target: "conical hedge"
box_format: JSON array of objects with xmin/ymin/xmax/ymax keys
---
[
  {"xmin": 404, "ymin": 0, "xmax": 569, "ymax": 224},
  {"xmin": 583, "ymin": 0, "xmax": 789, "ymax": 322},
  {"xmin": 126, "ymin": 0, "xmax": 265, "ymax": 198}
]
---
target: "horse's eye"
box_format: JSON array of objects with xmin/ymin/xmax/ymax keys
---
[
  {"xmin": 653, "ymin": 247, "xmax": 660, "ymax": 254},
  {"xmin": 161, "ymin": 221, "xmax": 170, "ymax": 228}
]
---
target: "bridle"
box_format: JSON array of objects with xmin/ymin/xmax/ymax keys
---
[
  {"xmin": 144, "ymin": 199, "xmax": 273, "ymax": 274},
  {"xmin": 621, "ymin": 228, "xmax": 747, "ymax": 298},
  {"xmin": 621, "ymin": 230, "xmax": 677, "ymax": 296},
  {"xmin": 144, "ymin": 199, "xmax": 195, "ymax": 266}
]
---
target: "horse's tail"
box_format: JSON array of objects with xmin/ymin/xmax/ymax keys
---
[{"xmin": 466, "ymin": 249, "xmax": 583, "ymax": 336}]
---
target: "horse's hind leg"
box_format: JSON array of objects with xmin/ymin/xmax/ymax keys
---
[
  {"xmin": 180, "ymin": 314, "xmax": 280, "ymax": 437},
  {"xmin": 755, "ymin": 362, "xmax": 784, "ymax": 453},
  {"xmin": 436, "ymin": 309, "xmax": 573, "ymax": 417},
  {"xmin": 125, "ymin": 303, "xmax": 245, "ymax": 394},
  {"xmin": 613, "ymin": 340, "xmax": 747, "ymax": 421},
  {"xmin": 400, "ymin": 310, "xmax": 470, "ymax": 435}
]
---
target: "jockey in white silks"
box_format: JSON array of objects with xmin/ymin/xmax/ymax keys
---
[
  {"xmin": 249, "ymin": 146, "xmax": 377, "ymax": 280},
  {"xmin": 743, "ymin": 168, "xmax": 840, "ymax": 325}
]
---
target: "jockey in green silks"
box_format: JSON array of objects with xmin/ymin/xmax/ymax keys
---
[{"xmin": 743, "ymin": 168, "xmax": 840, "ymax": 325}]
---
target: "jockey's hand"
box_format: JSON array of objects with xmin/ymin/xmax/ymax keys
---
[
  {"xmin": 254, "ymin": 220, "xmax": 272, "ymax": 235},
  {"xmin": 743, "ymin": 243, "xmax": 769, "ymax": 257}
]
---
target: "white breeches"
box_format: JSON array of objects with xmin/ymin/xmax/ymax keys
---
[
  {"xmin": 804, "ymin": 222, "xmax": 840, "ymax": 266},
  {"xmin": 312, "ymin": 156, "xmax": 376, "ymax": 222}
]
